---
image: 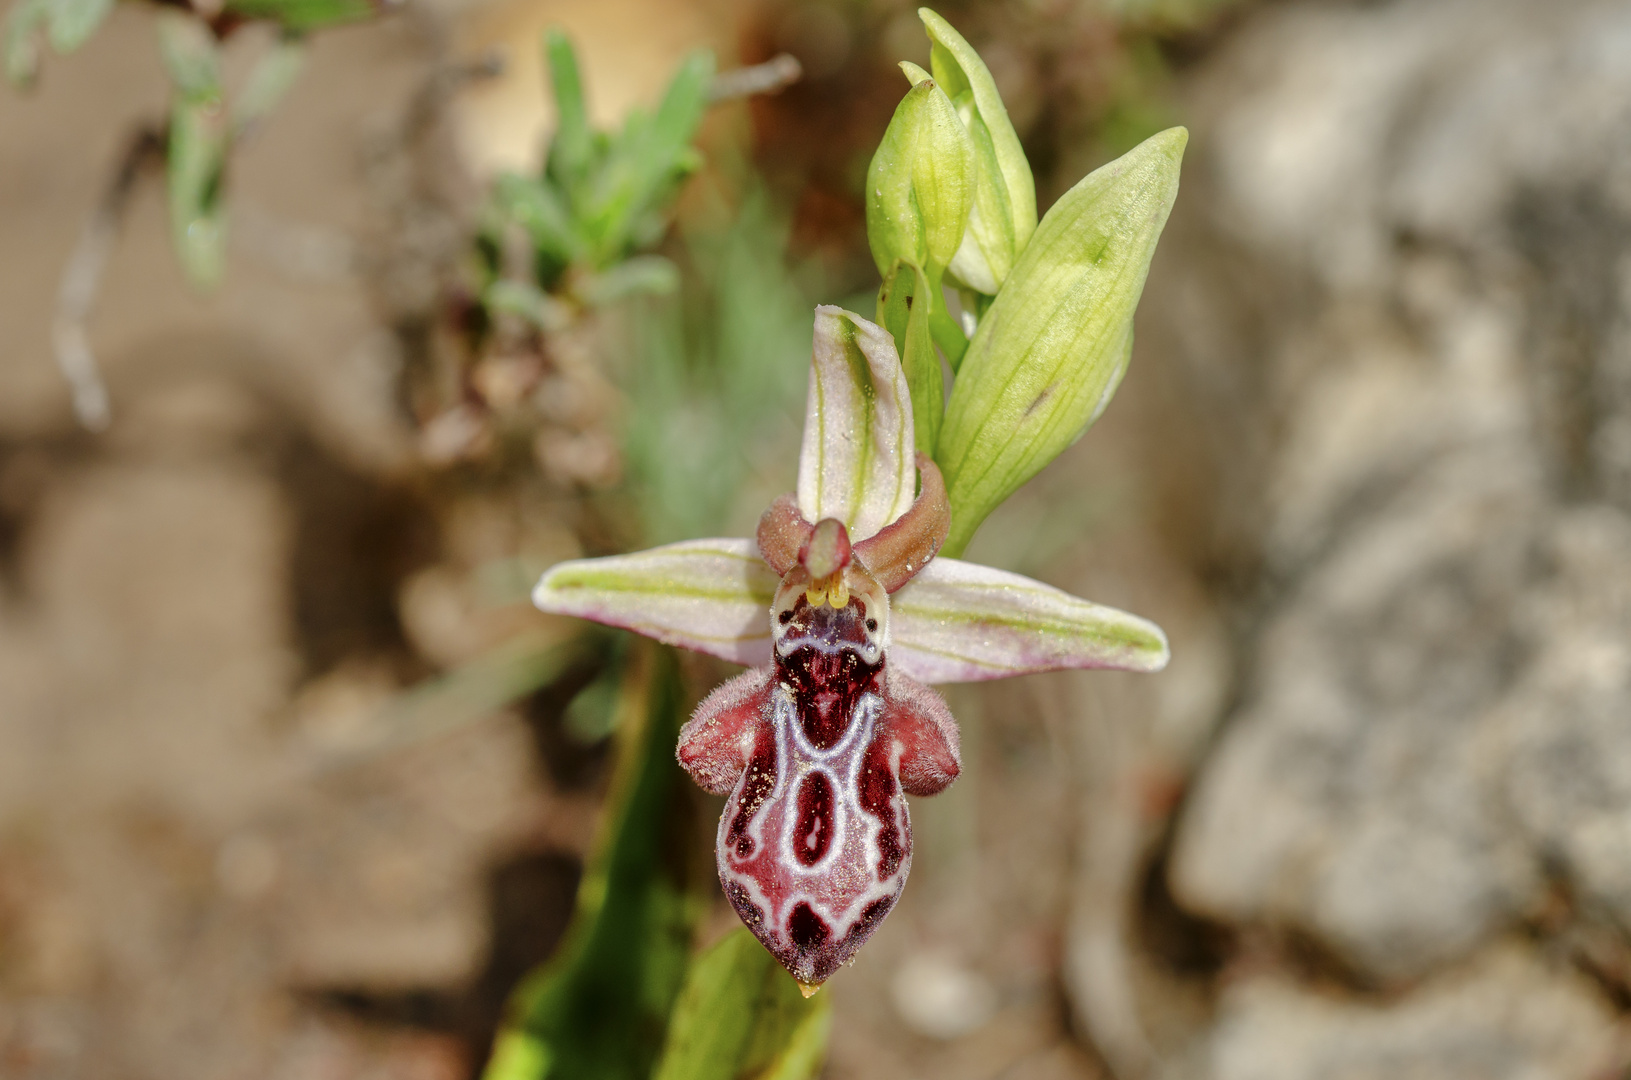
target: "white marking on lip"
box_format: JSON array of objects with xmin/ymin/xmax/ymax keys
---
[
  {"xmin": 777, "ymin": 763, "xmax": 845, "ymax": 876},
  {"xmin": 782, "ymin": 688, "xmax": 880, "ymax": 762},
  {"xmin": 776, "ymin": 636, "xmax": 883, "ymax": 666}
]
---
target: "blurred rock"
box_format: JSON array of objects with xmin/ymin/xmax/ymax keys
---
[
  {"xmin": 1131, "ymin": 0, "xmax": 1631, "ymax": 1071},
  {"xmin": 0, "ymin": 369, "xmax": 554, "ymax": 1076},
  {"xmin": 1196, "ymin": 944, "xmax": 1619, "ymax": 1080},
  {"xmin": 891, "ymin": 951, "xmax": 998, "ymax": 1041},
  {"xmin": 1500, "ymin": 507, "xmax": 1631, "ymax": 937},
  {"xmin": 0, "ymin": 5, "xmax": 567, "ymax": 1061}
]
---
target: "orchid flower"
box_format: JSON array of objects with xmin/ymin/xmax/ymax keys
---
[{"xmin": 532, "ymin": 305, "xmax": 1168, "ymax": 993}]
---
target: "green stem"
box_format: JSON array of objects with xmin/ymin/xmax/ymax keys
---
[{"xmin": 925, "ymin": 268, "xmax": 968, "ymax": 370}]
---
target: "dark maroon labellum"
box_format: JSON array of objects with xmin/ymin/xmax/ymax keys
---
[
  {"xmin": 682, "ymin": 587, "xmax": 960, "ymax": 987},
  {"xmin": 794, "ymin": 772, "xmax": 836, "ymax": 865}
]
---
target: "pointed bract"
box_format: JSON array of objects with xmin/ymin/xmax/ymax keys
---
[
  {"xmin": 936, "ymin": 127, "xmax": 1186, "ymax": 556},
  {"xmin": 876, "ymin": 261, "xmax": 944, "ymax": 456}
]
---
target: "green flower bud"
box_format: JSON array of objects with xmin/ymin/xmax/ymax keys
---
[
  {"xmin": 935, "ymin": 127, "xmax": 1187, "ymax": 557},
  {"xmin": 920, "ymin": 8, "xmax": 1036, "ymax": 296},
  {"xmin": 865, "ymin": 76, "xmax": 974, "ymax": 280}
]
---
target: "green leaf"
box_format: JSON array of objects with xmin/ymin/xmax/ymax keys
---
[
  {"xmin": 544, "ymin": 28, "xmax": 593, "ymax": 189},
  {"xmin": 156, "ymin": 12, "xmax": 219, "ymax": 103},
  {"xmin": 167, "ymin": 93, "xmax": 229, "ymax": 288},
  {"xmin": 935, "ymin": 126, "xmax": 1185, "ymax": 557},
  {"xmin": 652, "ymin": 929, "xmax": 832, "ymax": 1080},
  {"xmin": 3, "ymin": 0, "xmax": 49, "ymax": 87},
  {"xmin": 877, "ymin": 260, "xmax": 942, "ymax": 457},
  {"xmin": 865, "ymin": 76, "xmax": 973, "ymax": 280},
  {"xmin": 644, "ymin": 52, "xmax": 713, "ymax": 178},
  {"xmin": 577, "ymin": 254, "xmax": 680, "ymax": 306},
  {"xmin": 483, "ymin": 645, "xmax": 700, "ymax": 1080},
  {"xmin": 44, "ymin": 0, "xmax": 109, "ymax": 55},
  {"xmin": 494, "ymin": 173, "xmax": 581, "ymax": 265},
  {"xmin": 375, "ymin": 630, "xmax": 607, "ymax": 755},
  {"xmin": 579, "ymin": 49, "xmax": 713, "ymax": 267},
  {"xmin": 221, "ymin": 0, "xmax": 375, "ymax": 32},
  {"xmin": 484, "ymin": 278, "xmax": 573, "ymax": 332},
  {"xmin": 920, "ymin": 8, "xmax": 1035, "ymax": 292},
  {"xmin": 231, "ymin": 34, "xmax": 305, "ymax": 138}
]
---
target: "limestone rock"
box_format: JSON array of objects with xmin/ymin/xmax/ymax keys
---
[
  {"xmin": 1163, "ymin": 0, "xmax": 1631, "ymax": 1004},
  {"xmin": 1199, "ymin": 944, "xmax": 1619, "ymax": 1080}
]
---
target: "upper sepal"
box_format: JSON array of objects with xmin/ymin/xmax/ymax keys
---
[{"xmin": 798, "ymin": 307, "xmax": 918, "ymax": 541}]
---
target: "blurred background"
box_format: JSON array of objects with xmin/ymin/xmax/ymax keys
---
[{"xmin": 4, "ymin": 0, "xmax": 1631, "ymax": 1076}]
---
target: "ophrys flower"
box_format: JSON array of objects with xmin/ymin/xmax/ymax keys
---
[{"xmin": 533, "ymin": 306, "xmax": 1168, "ymax": 991}]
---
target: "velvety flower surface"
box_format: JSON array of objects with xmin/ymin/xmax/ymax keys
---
[{"xmin": 533, "ymin": 305, "xmax": 1167, "ymax": 990}]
